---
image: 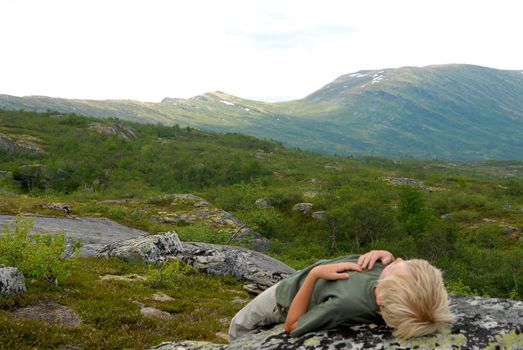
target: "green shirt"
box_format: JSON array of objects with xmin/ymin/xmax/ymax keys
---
[{"xmin": 275, "ymin": 255, "xmax": 384, "ymax": 337}]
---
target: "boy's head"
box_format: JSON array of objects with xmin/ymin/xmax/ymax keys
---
[{"xmin": 375, "ymin": 258, "xmax": 454, "ymax": 339}]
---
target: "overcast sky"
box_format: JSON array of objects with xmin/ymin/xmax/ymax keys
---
[{"xmin": 1, "ymin": 0, "xmax": 522, "ymax": 102}]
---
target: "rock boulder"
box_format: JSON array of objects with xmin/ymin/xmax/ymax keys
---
[
  {"xmin": 0, "ymin": 265, "xmax": 26, "ymax": 297},
  {"xmin": 150, "ymin": 295, "xmax": 523, "ymax": 349},
  {"xmin": 97, "ymin": 232, "xmax": 295, "ymax": 294}
]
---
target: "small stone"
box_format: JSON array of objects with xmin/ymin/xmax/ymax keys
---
[
  {"xmin": 243, "ymin": 283, "xmax": 262, "ymax": 295},
  {"xmin": 312, "ymin": 211, "xmax": 327, "ymax": 221},
  {"xmin": 303, "ymin": 191, "xmax": 320, "ymax": 198},
  {"xmin": 232, "ymin": 297, "xmax": 248, "ymax": 305},
  {"xmin": 502, "ymin": 226, "xmax": 518, "ymax": 235},
  {"xmin": 292, "ymin": 203, "xmax": 313, "ymax": 213},
  {"xmin": 99, "ymin": 274, "xmax": 146, "ymax": 282},
  {"xmin": 140, "ymin": 307, "xmax": 172, "ymax": 321},
  {"xmin": 324, "ymin": 164, "xmax": 342, "ymax": 171},
  {"xmin": 0, "ymin": 265, "xmax": 26, "ymax": 296},
  {"xmin": 151, "ymin": 292, "xmax": 175, "ymax": 302},
  {"xmin": 215, "ymin": 331, "xmax": 229, "ymax": 340},
  {"xmin": 254, "ymin": 199, "xmax": 272, "ymax": 209},
  {"xmin": 40, "ymin": 202, "xmax": 72, "ymax": 214}
]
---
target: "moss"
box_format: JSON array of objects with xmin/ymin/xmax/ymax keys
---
[
  {"xmin": 395, "ymin": 332, "xmax": 468, "ymax": 349},
  {"xmin": 490, "ymin": 330, "xmax": 523, "ymax": 350}
]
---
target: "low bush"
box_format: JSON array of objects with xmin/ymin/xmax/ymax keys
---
[{"xmin": 0, "ymin": 214, "xmax": 78, "ymax": 284}]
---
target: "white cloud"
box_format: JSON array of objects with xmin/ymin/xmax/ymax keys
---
[{"xmin": 0, "ymin": 0, "xmax": 521, "ymax": 102}]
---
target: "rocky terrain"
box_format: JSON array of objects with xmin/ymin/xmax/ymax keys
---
[{"xmin": 1, "ymin": 214, "xmax": 522, "ymax": 349}]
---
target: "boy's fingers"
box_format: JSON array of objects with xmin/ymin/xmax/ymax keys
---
[
  {"xmin": 368, "ymin": 256, "xmax": 379, "ymax": 269},
  {"xmin": 336, "ymin": 272, "xmax": 350, "ymax": 279},
  {"xmin": 357, "ymin": 254, "xmax": 366, "ymax": 266},
  {"xmin": 382, "ymin": 256, "xmax": 393, "ymax": 265},
  {"xmin": 361, "ymin": 254, "xmax": 371, "ymax": 269},
  {"xmin": 346, "ymin": 262, "xmax": 362, "ymax": 271}
]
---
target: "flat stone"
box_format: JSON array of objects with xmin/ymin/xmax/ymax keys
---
[
  {"xmin": 99, "ymin": 274, "xmax": 146, "ymax": 282},
  {"xmin": 151, "ymin": 292, "xmax": 175, "ymax": 302},
  {"xmin": 0, "ymin": 214, "xmax": 148, "ymax": 257},
  {"xmin": 140, "ymin": 307, "xmax": 172, "ymax": 321},
  {"xmin": 13, "ymin": 302, "xmax": 81, "ymax": 327}
]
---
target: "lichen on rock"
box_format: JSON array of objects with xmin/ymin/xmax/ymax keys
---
[{"xmin": 151, "ymin": 295, "xmax": 523, "ymax": 350}]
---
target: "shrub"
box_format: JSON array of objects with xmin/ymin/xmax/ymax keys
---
[
  {"xmin": 175, "ymin": 223, "xmax": 231, "ymax": 245},
  {"xmin": 147, "ymin": 259, "xmax": 193, "ymax": 288},
  {"xmin": 0, "ymin": 214, "xmax": 77, "ymax": 284},
  {"xmin": 415, "ymin": 221, "xmax": 458, "ymax": 262},
  {"xmin": 398, "ymin": 187, "xmax": 435, "ymax": 235},
  {"xmin": 473, "ymin": 225, "xmax": 504, "ymax": 249},
  {"xmin": 238, "ymin": 209, "xmax": 284, "ymax": 238}
]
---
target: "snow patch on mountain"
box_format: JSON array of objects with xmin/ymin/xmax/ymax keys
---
[
  {"xmin": 220, "ymin": 100, "xmax": 235, "ymax": 106},
  {"xmin": 371, "ymin": 73, "xmax": 384, "ymax": 84},
  {"xmin": 349, "ymin": 73, "xmax": 368, "ymax": 78}
]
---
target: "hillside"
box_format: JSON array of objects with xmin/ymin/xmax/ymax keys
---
[
  {"xmin": 1, "ymin": 109, "xmax": 522, "ymax": 347},
  {"xmin": 1, "ymin": 64, "xmax": 522, "ymax": 160}
]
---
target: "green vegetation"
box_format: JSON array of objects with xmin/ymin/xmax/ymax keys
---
[
  {"xmin": 2, "ymin": 65, "xmax": 523, "ymax": 160},
  {"xmin": 1, "ymin": 109, "xmax": 523, "ymax": 348},
  {"xmin": 0, "ymin": 215, "xmax": 77, "ymax": 283},
  {"xmin": 0, "ymin": 257, "xmax": 245, "ymax": 349}
]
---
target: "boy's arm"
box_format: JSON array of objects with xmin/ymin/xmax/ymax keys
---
[
  {"xmin": 283, "ymin": 262, "xmax": 362, "ymax": 334},
  {"xmin": 357, "ymin": 250, "xmax": 395, "ymax": 269}
]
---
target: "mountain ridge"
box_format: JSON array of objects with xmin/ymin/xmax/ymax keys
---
[{"xmin": 1, "ymin": 64, "xmax": 523, "ymax": 160}]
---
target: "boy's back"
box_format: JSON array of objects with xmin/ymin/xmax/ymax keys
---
[{"xmin": 275, "ymin": 255, "xmax": 384, "ymax": 336}]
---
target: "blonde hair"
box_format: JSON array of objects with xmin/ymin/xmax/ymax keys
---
[{"xmin": 376, "ymin": 259, "xmax": 454, "ymax": 339}]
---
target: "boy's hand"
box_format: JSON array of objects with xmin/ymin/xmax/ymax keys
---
[
  {"xmin": 310, "ymin": 262, "xmax": 362, "ymax": 280},
  {"xmin": 358, "ymin": 250, "xmax": 395, "ymax": 270}
]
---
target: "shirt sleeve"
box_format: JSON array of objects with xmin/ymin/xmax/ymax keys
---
[{"xmin": 290, "ymin": 297, "xmax": 341, "ymax": 337}]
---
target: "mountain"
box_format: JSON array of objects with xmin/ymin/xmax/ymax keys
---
[{"xmin": 1, "ymin": 64, "xmax": 522, "ymax": 160}]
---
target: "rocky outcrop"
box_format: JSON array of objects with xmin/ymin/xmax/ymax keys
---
[
  {"xmin": 0, "ymin": 265, "xmax": 26, "ymax": 296},
  {"xmin": 152, "ymin": 194, "xmax": 270, "ymax": 251},
  {"xmin": 97, "ymin": 232, "xmax": 183, "ymax": 265},
  {"xmin": 0, "ymin": 133, "xmax": 43, "ymax": 153},
  {"xmin": 40, "ymin": 202, "xmax": 72, "ymax": 214},
  {"xmin": 97, "ymin": 232, "xmax": 295, "ymax": 295},
  {"xmin": 150, "ymin": 295, "xmax": 523, "ymax": 349},
  {"xmin": 88, "ymin": 122, "xmax": 137, "ymax": 140},
  {"xmin": 383, "ymin": 176, "xmax": 443, "ymax": 192}
]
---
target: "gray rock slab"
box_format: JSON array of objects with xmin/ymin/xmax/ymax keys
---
[
  {"xmin": 151, "ymin": 295, "xmax": 523, "ymax": 349},
  {"xmin": 97, "ymin": 232, "xmax": 183, "ymax": 265},
  {"xmin": 176, "ymin": 241, "xmax": 295, "ymax": 293},
  {"xmin": 0, "ymin": 265, "xmax": 26, "ymax": 296},
  {"xmin": 97, "ymin": 232, "xmax": 295, "ymax": 294},
  {"xmin": 0, "ymin": 214, "xmax": 148, "ymax": 256}
]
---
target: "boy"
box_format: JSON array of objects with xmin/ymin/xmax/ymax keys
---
[{"xmin": 229, "ymin": 250, "xmax": 453, "ymax": 340}]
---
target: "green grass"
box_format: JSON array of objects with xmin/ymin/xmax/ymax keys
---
[{"xmin": 0, "ymin": 257, "xmax": 247, "ymax": 349}]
